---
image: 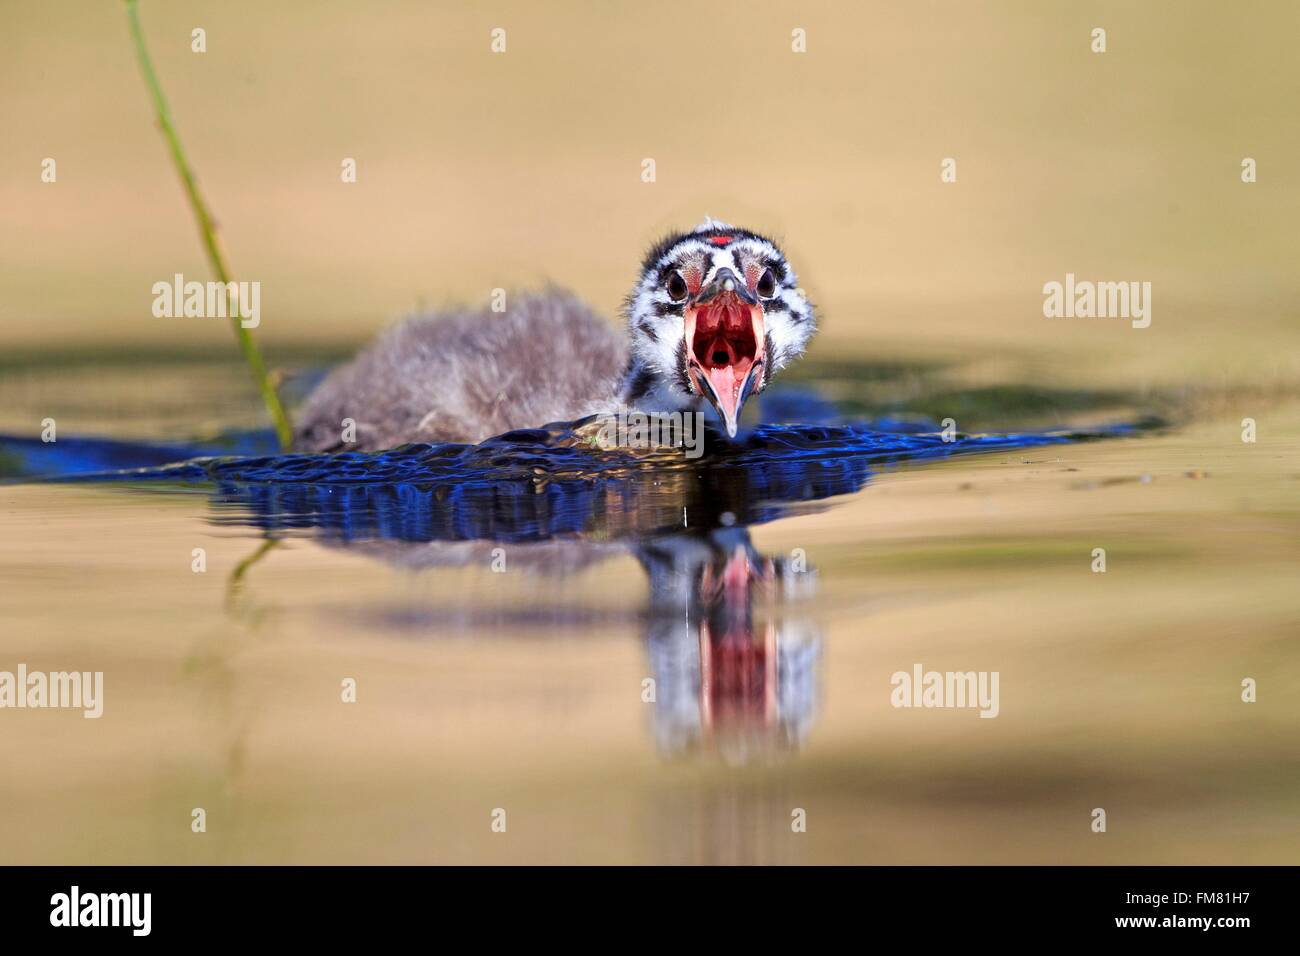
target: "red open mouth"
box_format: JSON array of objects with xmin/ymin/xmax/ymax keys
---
[{"xmin": 684, "ymin": 294, "xmax": 765, "ymax": 436}]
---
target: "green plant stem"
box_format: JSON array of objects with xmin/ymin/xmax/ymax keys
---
[
  {"xmin": 225, "ymin": 537, "xmax": 281, "ymax": 615},
  {"xmin": 124, "ymin": 0, "xmax": 293, "ymax": 449}
]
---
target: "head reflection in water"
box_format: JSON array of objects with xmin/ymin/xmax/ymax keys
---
[
  {"xmin": 637, "ymin": 529, "xmax": 820, "ymax": 763},
  {"xmin": 228, "ymin": 524, "xmax": 825, "ymax": 763}
]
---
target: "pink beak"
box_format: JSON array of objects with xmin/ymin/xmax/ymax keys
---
[{"xmin": 683, "ymin": 272, "xmax": 766, "ymax": 437}]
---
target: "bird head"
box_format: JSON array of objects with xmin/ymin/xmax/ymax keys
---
[{"xmin": 624, "ymin": 220, "xmax": 817, "ymax": 437}]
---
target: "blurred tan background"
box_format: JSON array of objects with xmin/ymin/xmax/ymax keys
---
[{"xmin": 2, "ymin": 0, "xmax": 1297, "ymax": 393}]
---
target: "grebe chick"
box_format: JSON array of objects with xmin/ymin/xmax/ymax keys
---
[{"xmin": 292, "ymin": 220, "xmax": 816, "ymax": 452}]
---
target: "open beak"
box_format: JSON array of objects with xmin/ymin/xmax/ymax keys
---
[{"xmin": 683, "ymin": 268, "xmax": 766, "ymax": 437}]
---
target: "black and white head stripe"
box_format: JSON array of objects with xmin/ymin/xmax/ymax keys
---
[{"xmin": 623, "ymin": 219, "xmax": 817, "ymax": 399}]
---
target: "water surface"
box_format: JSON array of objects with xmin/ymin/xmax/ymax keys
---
[{"xmin": 1, "ymin": 356, "xmax": 1296, "ymax": 864}]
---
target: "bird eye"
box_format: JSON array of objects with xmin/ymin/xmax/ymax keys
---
[
  {"xmin": 757, "ymin": 268, "xmax": 777, "ymax": 298},
  {"xmin": 666, "ymin": 272, "xmax": 688, "ymax": 302}
]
